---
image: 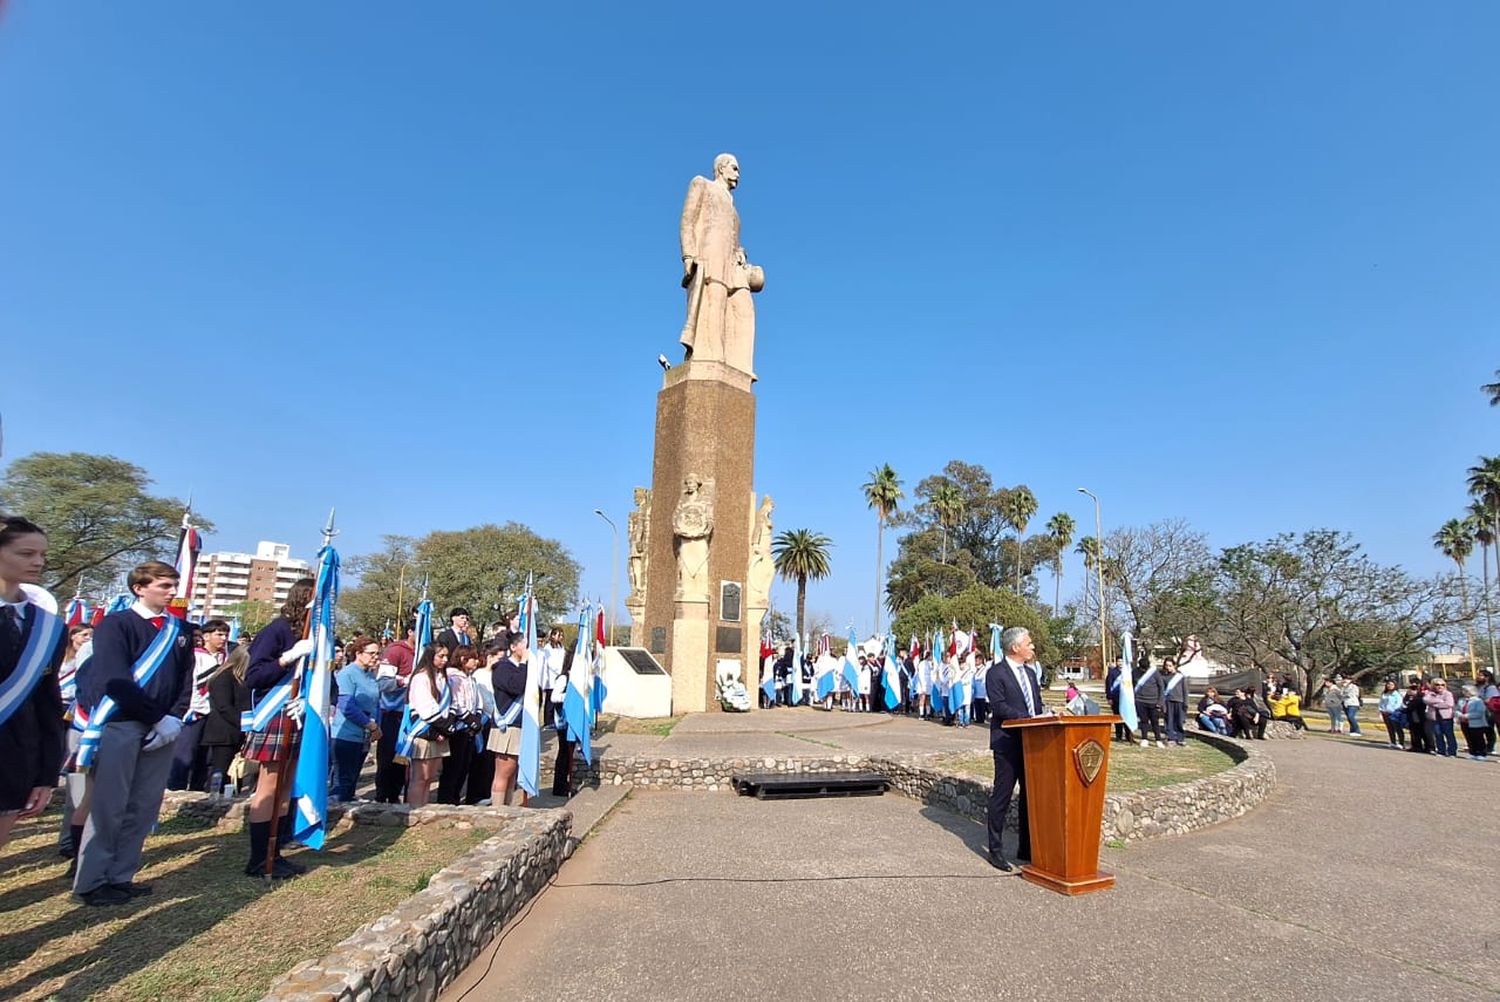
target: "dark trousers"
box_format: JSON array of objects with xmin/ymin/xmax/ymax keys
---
[
  {"xmin": 376, "ymin": 708, "xmax": 407, "ymax": 802},
  {"xmin": 167, "ymin": 718, "xmax": 209, "ymax": 791},
  {"xmin": 553, "ymin": 733, "xmax": 575, "ymax": 796},
  {"xmin": 204, "ymin": 744, "xmax": 238, "ymax": 786},
  {"xmin": 436, "ymin": 731, "xmax": 475, "ymax": 804},
  {"xmin": 1460, "ymin": 724, "xmax": 1486, "ymax": 757},
  {"xmin": 466, "ymin": 725, "xmax": 495, "ymax": 804},
  {"xmin": 1432, "ymin": 718, "xmax": 1457, "ymax": 757},
  {"xmin": 1407, "ymin": 715, "xmax": 1431, "ymax": 753},
  {"xmin": 986, "ymin": 746, "xmax": 1029, "ymax": 860},
  {"xmin": 1137, "ymin": 703, "xmax": 1163, "ymax": 742},
  {"xmin": 972, "ymin": 698, "xmax": 987, "ymax": 724},
  {"xmin": 542, "ymin": 691, "xmax": 555, "ymax": 727},
  {"xmin": 331, "ymin": 738, "xmax": 367, "ymax": 800},
  {"xmin": 1109, "ymin": 697, "xmax": 1130, "ymax": 740},
  {"xmin": 1382, "ymin": 714, "xmax": 1406, "ymax": 746},
  {"xmin": 1164, "ymin": 701, "xmax": 1186, "ymax": 742}
]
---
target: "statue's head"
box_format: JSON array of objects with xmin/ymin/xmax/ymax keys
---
[
  {"xmin": 683, "ymin": 474, "xmax": 702, "ymax": 494},
  {"xmin": 634, "ymin": 487, "xmax": 648, "ymax": 506},
  {"xmin": 713, "ymin": 153, "xmax": 740, "ymax": 190}
]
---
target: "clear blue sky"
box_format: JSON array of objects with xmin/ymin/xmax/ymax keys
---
[{"xmin": 3, "ymin": 2, "xmax": 1496, "ymax": 632}]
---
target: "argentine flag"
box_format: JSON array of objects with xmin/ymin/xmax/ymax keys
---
[
  {"xmin": 881, "ymin": 634, "xmax": 901, "ymax": 711},
  {"xmin": 563, "ymin": 603, "xmax": 597, "ymax": 764},
  {"xmin": 1117, "ymin": 631, "xmax": 1139, "ymax": 735},
  {"xmin": 516, "ymin": 577, "xmax": 543, "ymax": 797},
  {"xmin": 840, "ymin": 627, "xmax": 860, "ymax": 697},
  {"xmin": 291, "ymin": 539, "xmax": 339, "ymax": 850},
  {"xmin": 790, "ymin": 633, "xmax": 804, "ymax": 706}
]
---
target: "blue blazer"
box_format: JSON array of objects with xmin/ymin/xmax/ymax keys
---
[{"xmin": 985, "ymin": 659, "xmax": 1044, "ymax": 755}]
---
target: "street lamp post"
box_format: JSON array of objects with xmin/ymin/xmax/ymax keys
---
[
  {"xmin": 1077, "ymin": 488, "xmax": 1108, "ymax": 674},
  {"xmin": 593, "ymin": 509, "xmax": 619, "ymax": 646}
]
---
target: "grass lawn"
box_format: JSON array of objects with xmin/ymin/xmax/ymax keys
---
[
  {"xmin": 0, "ymin": 811, "xmax": 489, "ymax": 1002},
  {"xmin": 596, "ymin": 713, "xmax": 682, "ymax": 737},
  {"xmin": 935, "ymin": 737, "xmax": 1237, "ymax": 793}
]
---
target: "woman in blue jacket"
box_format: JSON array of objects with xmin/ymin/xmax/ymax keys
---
[{"xmin": 330, "ymin": 636, "xmax": 382, "ymax": 801}]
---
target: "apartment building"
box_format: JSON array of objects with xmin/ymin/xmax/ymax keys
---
[{"xmin": 191, "ymin": 541, "xmax": 311, "ymax": 618}]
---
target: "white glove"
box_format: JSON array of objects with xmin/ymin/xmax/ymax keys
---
[
  {"xmin": 280, "ymin": 638, "xmax": 315, "ymax": 666},
  {"xmin": 286, "ymin": 697, "xmax": 306, "ymax": 726},
  {"xmin": 143, "ymin": 715, "xmax": 183, "ymax": 751}
]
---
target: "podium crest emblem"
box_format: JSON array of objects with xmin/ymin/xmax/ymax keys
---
[{"xmin": 1073, "ymin": 738, "xmax": 1106, "ymax": 786}]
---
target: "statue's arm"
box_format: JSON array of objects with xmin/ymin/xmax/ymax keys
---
[{"xmin": 680, "ymin": 176, "xmax": 707, "ymax": 262}]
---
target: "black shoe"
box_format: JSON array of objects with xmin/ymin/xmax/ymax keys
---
[
  {"xmin": 109, "ymin": 882, "xmax": 152, "ymax": 897},
  {"xmin": 274, "ymin": 854, "xmax": 307, "ymax": 875},
  {"xmin": 244, "ymin": 856, "xmax": 301, "ymax": 880},
  {"xmin": 987, "ymin": 853, "xmax": 1015, "ymax": 872},
  {"xmin": 79, "ymin": 885, "xmax": 132, "ymax": 906}
]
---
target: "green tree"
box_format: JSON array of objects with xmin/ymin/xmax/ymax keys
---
[
  {"xmin": 890, "ymin": 583, "xmax": 1054, "ymax": 665},
  {"xmin": 1466, "ymin": 507, "xmax": 1497, "ymax": 669},
  {"xmin": 0, "ymin": 451, "xmax": 209, "ymax": 594},
  {"xmin": 221, "ymin": 599, "xmax": 278, "ymax": 635},
  {"xmin": 885, "ymin": 526, "xmax": 977, "ymax": 613},
  {"xmin": 1467, "ymin": 457, "xmax": 1500, "ymax": 604},
  {"xmin": 929, "ymin": 482, "xmax": 964, "ymax": 564},
  {"xmin": 772, "ymin": 528, "xmax": 833, "ymax": 640},
  {"xmin": 1044, "ymin": 511, "xmax": 1076, "ymax": 616},
  {"xmin": 998, "ymin": 486, "xmax": 1039, "ymax": 593},
  {"xmin": 862, "ymin": 463, "xmax": 903, "ymax": 636},
  {"xmin": 1205, "ymin": 530, "xmax": 1466, "ymax": 697},
  {"xmin": 1433, "ymin": 517, "xmax": 1477, "ymax": 674},
  {"xmin": 341, "ymin": 524, "xmax": 579, "ymax": 639},
  {"xmin": 1482, "ymin": 368, "xmax": 1500, "ymax": 407}
]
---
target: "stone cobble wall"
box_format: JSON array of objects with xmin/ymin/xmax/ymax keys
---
[
  {"xmin": 260, "ymin": 807, "xmax": 571, "ymax": 1002},
  {"xmin": 870, "ymin": 731, "xmax": 1276, "ymax": 843},
  {"xmin": 570, "ymin": 754, "xmax": 870, "ymax": 791}
]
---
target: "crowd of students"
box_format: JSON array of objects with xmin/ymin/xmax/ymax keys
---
[{"xmin": 0, "ymin": 514, "xmax": 590, "ymax": 905}]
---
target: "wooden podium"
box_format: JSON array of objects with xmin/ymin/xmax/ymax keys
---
[{"xmin": 1001, "ymin": 715, "xmax": 1119, "ymax": 896}]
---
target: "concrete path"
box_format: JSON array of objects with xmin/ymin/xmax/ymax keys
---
[{"xmin": 447, "ymin": 733, "xmax": 1497, "ymax": 1001}]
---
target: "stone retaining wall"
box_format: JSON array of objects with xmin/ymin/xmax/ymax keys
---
[
  {"xmin": 569, "ymin": 754, "xmax": 871, "ymax": 791},
  {"xmin": 872, "ymin": 731, "xmax": 1276, "ymax": 843},
  {"xmin": 243, "ymin": 805, "xmax": 571, "ymax": 1002}
]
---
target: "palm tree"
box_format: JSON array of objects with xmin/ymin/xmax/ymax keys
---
[
  {"xmin": 1434, "ymin": 518, "xmax": 1477, "ymax": 675},
  {"xmin": 1468, "ymin": 457, "xmax": 1500, "ymax": 657},
  {"xmin": 1000, "ymin": 487, "xmax": 1039, "ymax": 592},
  {"xmin": 1045, "ymin": 512, "xmax": 1076, "ymax": 616},
  {"xmin": 862, "ymin": 464, "xmax": 903, "ymax": 636},
  {"xmin": 1076, "ymin": 535, "xmax": 1100, "ymax": 574},
  {"xmin": 930, "ymin": 483, "xmax": 964, "ymax": 563},
  {"xmin": 1468, "ymin": 506, "xmax": 1499, "ymax": 670},
  {"xmin": 1483, "ymin": 368, "xmax": 1500, "ymax": 407},
  {"xmin": 772, "ymin": 529, "xmax": 833, "ymax": 640}
]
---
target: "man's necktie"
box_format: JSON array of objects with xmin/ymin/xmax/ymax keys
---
[
  {"xmin": 1, "ymin": 607, "xmax": 20, "ymax": 648},
  {"xmin": 1015, "ymin": 665, "xmax": 1036, "ymax": 716},
  {"xmin": 151, "ymin": 616, "xmax": 166, "ymax": 630}
]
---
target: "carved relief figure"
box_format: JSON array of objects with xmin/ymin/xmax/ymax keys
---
[
  {"xmin": 625, "ymin": 487, "xmax": 651, "ymax": 608},
  {"xmin": 745, "ymin": 494, "xmax": 774, "ymax": 612},
  {"xmin": 679, "ymin": 153, "xmax": 765, "ymax": 379},
  {"xmin": 672, "ymin": 475, "xmax": 715, "ymax": 602}
]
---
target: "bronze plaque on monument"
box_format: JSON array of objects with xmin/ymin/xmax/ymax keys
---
[
  {"xmin": 720, "ymin": 581, "xmax": 742, "ymax": 622},
  {"xmin": 715, "ymin": 626, "xmax": 742, "ymax": 654}
]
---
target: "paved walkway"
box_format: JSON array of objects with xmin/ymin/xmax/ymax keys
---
[{"xmin": 448, "ymin": 721, "xmax": 1498, "ymax": 1001}]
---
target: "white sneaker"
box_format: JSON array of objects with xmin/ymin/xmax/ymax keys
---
[
  {"xmin": 1139, "ymin": 739, "xmax": 1148, "ymax": 748},
  {"xmin": 1156, "ymin": 741, "xmax": 1166, "ymax": 749}
]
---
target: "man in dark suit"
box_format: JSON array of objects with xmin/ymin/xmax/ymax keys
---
[{"xmin": 985, "ymin": 626, "xmax": 1049, "ymax": 872}]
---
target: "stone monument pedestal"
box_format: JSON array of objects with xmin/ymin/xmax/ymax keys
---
[{"xmin": 643, "ymin": 360, "xmax": 756, "ymax": 713}]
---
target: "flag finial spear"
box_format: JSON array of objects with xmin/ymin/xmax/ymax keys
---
[{"xmin": 321, "ymin": 508, "xmax": 338, "ymax": 547}]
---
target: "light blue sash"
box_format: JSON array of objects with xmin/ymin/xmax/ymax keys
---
[
  {"xmin": 242, "ymin": 681, "xmax": 294, "ymax": 733},
  {"xmin": 0, "ymin": 606, "xmax": 64, "ymax": 729},
  {"xmin": 1163, "ymin": 672, "xmax": 1185, "ymax": 695},
  {"xmin": 395, "ymin": 679, "xmax": 452, "ymax": 758},
  {"xmin": 77, "ymin": 615, "xmax": 180, "ymax": 768}
]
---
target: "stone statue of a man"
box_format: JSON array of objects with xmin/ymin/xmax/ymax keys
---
[
  {"xmin": 626, "ymin": 487, "xmax": 651, "ymax": 605},
  {"xmin": 672, "ymin": 475, "xmax": 715, "ymax": 602},
  {"xmin": 679, "ymin": 153, "xmax": 765, "ymax": 379},
  {"xmin": 746, "ymin": 494, "xmax": 774, "ymax": 611}
]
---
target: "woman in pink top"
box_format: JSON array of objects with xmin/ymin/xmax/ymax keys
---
[{"xmin": 1422, "ymin": 678, "xmax": 1457, "ymax": 758}]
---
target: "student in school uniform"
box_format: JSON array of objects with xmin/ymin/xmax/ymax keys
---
[
  {"xmin": 72, "ymin": 560, "xmax": 195, "ymax": 905},
  {"xmin": 0, "ymin": 517, "xmax": 68, "ymax": 853}
]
